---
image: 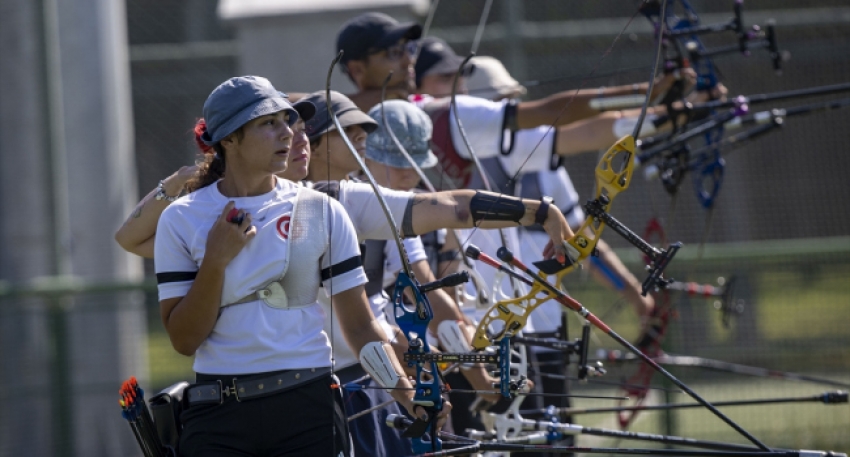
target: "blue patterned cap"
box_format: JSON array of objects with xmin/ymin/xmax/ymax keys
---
[{"xmin": 366, "ymin": 100, "xmax": 436, "ymax": 169}]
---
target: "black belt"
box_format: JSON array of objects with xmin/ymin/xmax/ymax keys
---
[{"xmin": 186, "ymin": 367, "xmax": 331, "ymax": 406}]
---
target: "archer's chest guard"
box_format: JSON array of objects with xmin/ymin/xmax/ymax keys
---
[
  {"xmin": 421, "ymin": 98, "xmax": 475, "ymax": 191},
  {"xmin": 226, "ymin": 187, "xmax": 329, "ymax": 309}
]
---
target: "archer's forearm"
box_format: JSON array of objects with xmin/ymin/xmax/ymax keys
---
[
  {"xmin": 409, "ymin": 191, "xmax": 561, "ymax": 233},
  {"xmin": 115, "ymin": 175, "xmax": 187, "ymax": 258},
  {"xmin": 333, "ymin": 287, "xmax": 382, "ymax": 348},
  {"xmin": 517, "ymin": 82, "xmax": 653, "ymax": 129},
  {"xmin": 554, "ymin": 106, "xmax": 672, "ymax": 156},
  {"xmin": 114, "ymin": 188, "xmax": 166, "ymax": 258}
]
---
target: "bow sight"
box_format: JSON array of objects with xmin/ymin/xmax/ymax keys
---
[
  {"xmin": 640, "ymin": 0, "xmax": 785, "ymax": 94},
  {"xmin": 580, "ymin": 192, "xmax": 682, "ymax": 295}
]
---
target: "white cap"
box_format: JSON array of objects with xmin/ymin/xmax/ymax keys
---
[{"xmin": 465, "ymin": 56, "xmax": 527, "ymax": 101}]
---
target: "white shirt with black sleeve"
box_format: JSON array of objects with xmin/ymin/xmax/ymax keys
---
[{"xmin": 155, "ymin": 177, "xmax": 366, "ymax": 375}]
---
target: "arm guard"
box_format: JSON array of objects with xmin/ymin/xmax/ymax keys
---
[
  {"xmin": 469, "ymin": 191, "xmax": 525, "ymax": 224},
  {"xmin": 360, "ymin": 341, "xmax": 403, "ymax": 393}
]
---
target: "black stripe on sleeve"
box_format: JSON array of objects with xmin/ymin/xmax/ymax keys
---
[
  {"xmin": 156, "ymin": 271, "xmax": 198, "ymax": 284},
  {"xmin": 321, "ymin": 255, "xmax": 363, "ymax": 281},
  {"xmin": 309, "ymin": 180, "xmax": 341, "ymax": 201}
]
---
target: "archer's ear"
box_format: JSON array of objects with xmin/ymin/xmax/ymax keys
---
[{"xmin": 219, "ymin": 132, "xmax": 239, "ymax": 153}]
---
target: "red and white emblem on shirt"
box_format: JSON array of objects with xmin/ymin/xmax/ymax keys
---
[{"xmin": 276, "ymin": 214, "xmax": 291, "ymax": 240}]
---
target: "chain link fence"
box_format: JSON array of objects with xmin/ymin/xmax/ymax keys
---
[{"xmin": 3, "ymin": 1, "xmax": 848, "ymax": 456}]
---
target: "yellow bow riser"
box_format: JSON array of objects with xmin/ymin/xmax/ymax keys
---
[
  {"xmin": 473, "ymin": 136, "xmax": 637, "ymax": 349},
  {"xmin": 566, "ymin": 135, "xmax": 636, "ymax": 263}
]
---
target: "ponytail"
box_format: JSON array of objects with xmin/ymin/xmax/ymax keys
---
[{"xmin": 186, "ymin": 118, "xmax": 225, "ymax": 192}]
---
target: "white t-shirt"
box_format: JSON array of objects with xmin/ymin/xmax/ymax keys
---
[
  {"xmin": 155, "ymin": 177, "xmax": 366, "ymax": 374},
  {"xmin": 411, "ymin": 94, "xmax": 556, "ymax": 175}
]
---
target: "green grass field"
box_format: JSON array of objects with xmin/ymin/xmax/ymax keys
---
[{"xmin": 571, "ymin": 376, "xmax": 850, "ymax": 452}]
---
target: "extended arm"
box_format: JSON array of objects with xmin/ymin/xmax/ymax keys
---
[
  {"xmin": 553, "ymin": 106, "xmax": 670, "ymax": 156},
  {"xmin": 408, "ymin": 191, "xmax": 572, "ymax": 259},
  {"xmin": 516, "ymin": 71, "xmax": 689, "ymax": 129}
]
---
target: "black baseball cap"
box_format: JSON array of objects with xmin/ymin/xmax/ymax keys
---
[
  {"xmin": 336, "ymin": 12, "xmax": 422, "ymax": 64},
  {"xmin": 414, "ymin": 37, "xmax": 475, "ymax": 88}
]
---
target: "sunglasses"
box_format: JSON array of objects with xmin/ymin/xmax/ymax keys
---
[{"xmin": 370, "ymin": 40, "xmax": 419, "ymax": 61}]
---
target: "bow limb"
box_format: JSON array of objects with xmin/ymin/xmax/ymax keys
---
[
  {"xmin": 557, "ymin": 135, "xmax": 638, "ymax": 278},
  {"xmin": 547, "ymin": 0, "xmax": 668, "ymax": 286},
  {"xmin": 326, "ymin": 53, "xmax": 413, "ymax": 277}
]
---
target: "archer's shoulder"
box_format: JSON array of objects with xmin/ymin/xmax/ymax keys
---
[{"xmin": 306, "ymin": 180, "xmax": 341, "ymax": 201}]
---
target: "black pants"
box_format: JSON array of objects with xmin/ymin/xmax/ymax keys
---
[{"xmin": 179, "ymin": 375, "xmax": 350, "ymax": 457}]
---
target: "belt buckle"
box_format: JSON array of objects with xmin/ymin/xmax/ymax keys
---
[{"xmin": 219, "ymin": 378, "xmax": 241, "ymax": 402}]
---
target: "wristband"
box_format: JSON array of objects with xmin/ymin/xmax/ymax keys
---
[
  {"xmin": 154, "ymin": 180, "xmax": 181, "ymax": 202},
  {"xmin": 535, "ymin": 196, "xmax": 554, "ymax": 226}
]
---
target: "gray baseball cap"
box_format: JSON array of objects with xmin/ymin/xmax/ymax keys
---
[
  {"xmin": 366, "ymin": 100, "xmax": 437, "ymax": 169},
  {"xmin": 200, "ymin": 76, "xmax": 298, "ymax": 145},
  {"xmin": 302, "ymin": 90, "xmax": 378, "ymax": 142}
]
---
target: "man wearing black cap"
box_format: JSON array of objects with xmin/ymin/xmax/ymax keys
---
[{"xmin": 336, "ymin": 12, "xmax": 422, "ymax": 110}]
